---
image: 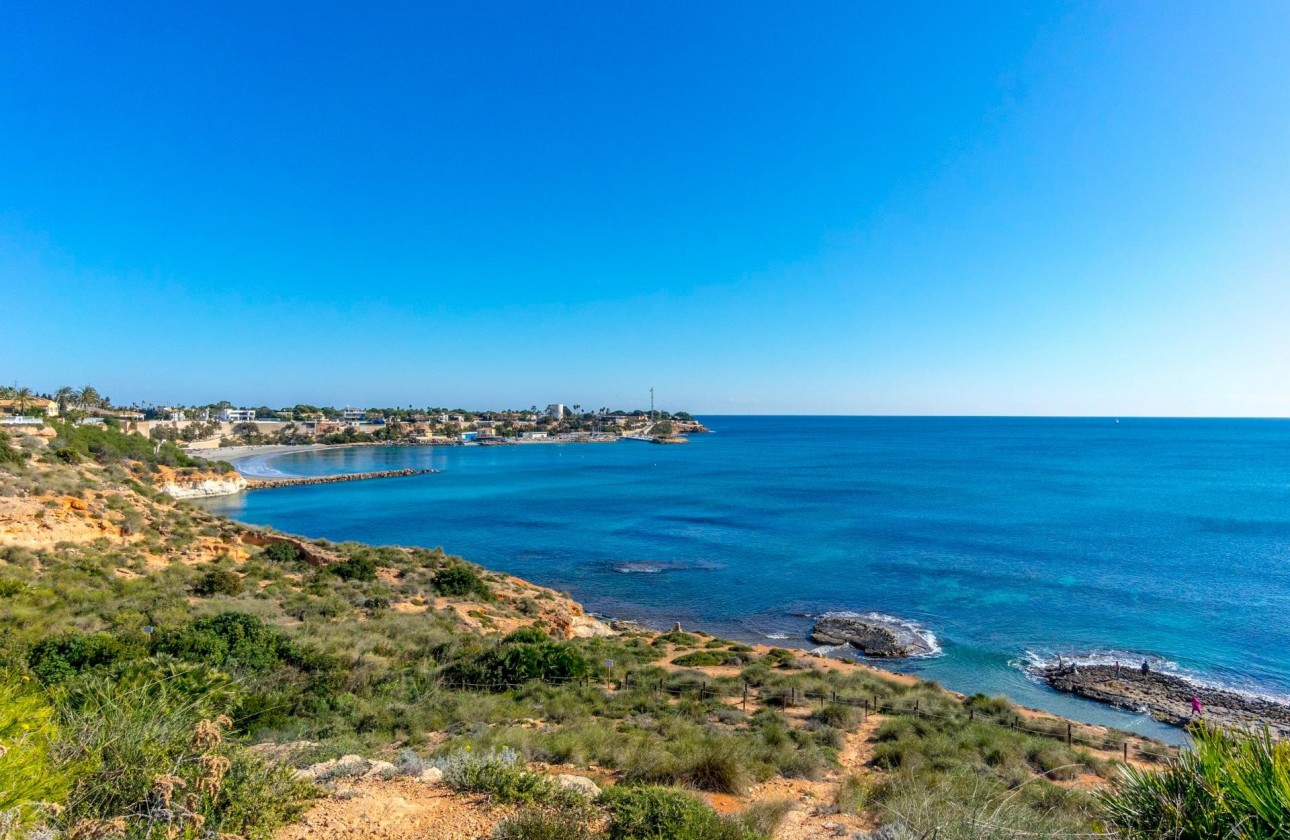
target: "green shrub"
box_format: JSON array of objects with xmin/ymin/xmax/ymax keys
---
[
  {"xmin": 810, "ymin": 703, "xmax": 861, "ymax": 731},
  {"xmin": 672, "ymin": 651, "xmax": 743, "ymax": 667},
  {"xmin": 505, "ymin": 627, "xmax": 551, "ymax": 645},
  {"xmin": 601, "ymin": 785, "xmax": 759, "ymax": 840},
  {"xmin": 28, "ymin": 632, "xmax": 142, "ymax": 683},
  {"xmin": 261, "ymin": 541, "xmax": 302, "ymax": 564},
  {"xmin": 763, "ymin": 648, "xmax": 798, "ymax": 668},
  {"xmin": 875, "ymin": 767, "xmax": 1091, "ymax": 839},
  {"xmin": 651, "ymin": 630, "xmax": 700, "ymax": 648},
  {"xmin": 56, "ymin": 673, "xmax": 314, "ymax": 838},
  {"xmin": 436, "ymin": 747, "xmax": 556, "ymax": 803},
  {"xmin": 834, "ymin": 774, "xmax": 871, "ymax": 814},
  {"xmin": 52, "ymin": 447, "xmax": 82, "ymax": 464},
  {"xmin": 193, "ymin": 568, "xmax": 245, "ymax": 597},
  {"xmin": 152, "ymin": 612, "xmax": 336, "ymax": 678},
  {"xmin": 329, "ymin": 555, "xmax": 377, "ymax": 581},
  {"xmin": 0, "ymin": 675, "xmax": 76, "ymax": 829},
  {"xmin": 0, "ymin": 578, "xmax": 27, "ymax": 597},
  {"xmin": 676, "ymin": 737, "xmax": 751, "ymax": 794},
  {"xmin": 444, "ymin": 635, "xmax": 590, "ymax": 689},
  {"xmin": 731, "ymin": 799, "xmax": 791, "ymax": 838},
  {"xmin": 493, "ymin": 805, "xmax": 595, "ymax": 840},
  {"xmin": 46, "ymin": 421, "xmax": 207, "ymax": 469},
  {"xmin": 433, "ymin": 563, "xmax": 492, "ymax": 599},
  {"xmin": 0, "ymin": 432, "xmax": 30, "ymax": 466},
  {"xmin": 1100, "ymin": 723, "xmax": 1290, "ymax": 838}
]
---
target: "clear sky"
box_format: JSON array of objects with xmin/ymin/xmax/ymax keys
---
[{"xmin": 3, "ymin": 2, "xmax": 1288, "ymax": 415}]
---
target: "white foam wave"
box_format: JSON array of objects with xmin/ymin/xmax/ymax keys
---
[
  {"xmin": 232, "ymin": 453, "xmax": 298, "ymax": 478},
  {"xmin": 614, "ymin": 563, "xmax": 664, "ymax": 574},
  {"xmin": 762, "ymin": 632, "xmax": 792, "ymax": 640}
]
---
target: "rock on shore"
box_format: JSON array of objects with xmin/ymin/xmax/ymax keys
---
[
  {"xmin": 810, "ymin": 615, "xmax": 937, "ymax": 658},
  {"xmin": 1039, "ymin": 663, "xmax": 1290, "ymax": 737}
]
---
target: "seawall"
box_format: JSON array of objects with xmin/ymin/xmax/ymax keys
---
[{"xmin": 246, "ymin": 468, "xmax": 438, "ymax": 490}]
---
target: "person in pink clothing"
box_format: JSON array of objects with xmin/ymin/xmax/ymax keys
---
[{"xmin": 1191, "ymin": 695, "xmax": 1203, "ymax": 717}]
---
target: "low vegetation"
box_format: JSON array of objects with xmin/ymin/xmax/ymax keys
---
[
  {"xmin": 0, "ymin": 420, "xmax": 1278, "ymax": 838},
  {"xmin": 1101, "ymin": 722, "xmax": 1290, "ymax": 838}
]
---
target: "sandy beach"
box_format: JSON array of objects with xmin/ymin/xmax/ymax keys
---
[{"xmin": 195, "ymin": 443, "xmax": 350, "ymax": 465}]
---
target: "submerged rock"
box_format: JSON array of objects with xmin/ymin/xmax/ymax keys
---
[{"xmin": 809, "ymin": 616, "xmax": 936, "ymax": 658}]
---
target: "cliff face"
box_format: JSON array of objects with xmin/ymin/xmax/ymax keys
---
[{"xmin": 156, "ymin": 466, "xmax": 247, "ymax": 499}]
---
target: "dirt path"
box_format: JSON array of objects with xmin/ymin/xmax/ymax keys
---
[{"xmin": 275, "ymin": 779, "xmax": 510, "ymax": 840}]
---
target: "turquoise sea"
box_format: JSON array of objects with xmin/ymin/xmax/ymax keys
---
[{"xmin": 200, "ymin": 417, "xmax": 1290, "ymax": 742}]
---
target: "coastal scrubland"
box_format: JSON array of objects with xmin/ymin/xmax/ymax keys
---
[{"xmin": 0, "ymin": 424, "xmax": 1285, "ymax": 839}]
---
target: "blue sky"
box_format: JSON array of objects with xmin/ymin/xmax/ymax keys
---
[{"xmin": 3, "ymin": 2, "xmax": 1288, "ymax": 415}]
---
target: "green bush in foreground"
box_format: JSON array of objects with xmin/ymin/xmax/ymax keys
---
[
  {"xmin": 0, "ymin": 675, "xmax": 75, "ymax": 830},
  {"xmin": 56, "ymin": 672, "xmax": 314, "ymax": 839},
  {"xmin": 493, "ymin": 805, "xmax": 595, "ymax": 840},
  {"xmin": 1101, "ymin": 723, "xmax": 1290, "ymax": 839},
  {"xmin": 601, "ymin": 785, "xmax": 762, "ymax": 840},
  {"xmin": 437, "ymin": 747, "xmax": 559, "ymax": 804}
]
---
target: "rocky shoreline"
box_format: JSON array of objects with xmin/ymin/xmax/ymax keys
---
[{"xmin": 1038, "ymin": 663, "xmax": 1290, "ymax": 737}]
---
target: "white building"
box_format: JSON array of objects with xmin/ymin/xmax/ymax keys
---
[
  {"xmin": 218, "ymin": 408, "xmax": 256, "ymax": 423},
  {"xmin": 342, "ymin": 406, "xmax": 366, "ymax": 421},
  {"xmin": 547, "ymin": 403, "xmax": 565, "ymax": 420}
]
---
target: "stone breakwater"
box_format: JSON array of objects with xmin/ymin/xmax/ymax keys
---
[
  {"xmin": 246, "ymin": 468, "xmax": 438, "ymax": 490},
  {"xmin": 1038, "ymin": 663, "xmax": 1290, "ymax": 737}
]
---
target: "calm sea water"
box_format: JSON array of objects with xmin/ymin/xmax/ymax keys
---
[{"xmin": 200, "ymin": 417, "xmax": 1290, "ymax": 741}]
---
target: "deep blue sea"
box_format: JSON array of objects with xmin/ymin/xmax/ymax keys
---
[{"xmin": 199, "ymin": 417, "xmax": 1290, "ymax": 742}]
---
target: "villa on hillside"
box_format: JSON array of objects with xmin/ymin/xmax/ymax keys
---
[{"xmin": 0, "ymin": 397, "xmax": 59, "ymax": 417}]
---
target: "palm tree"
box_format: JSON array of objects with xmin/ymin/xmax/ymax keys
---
[
  {"xmin": 78, "ymin": 386, "xmax": 101, "ymax": 410},
  {"xmin": 13, "ymin": 387, "xmax": 32, "ymax": 414},
  {"xmin": 54, "ymin": 386, "xmax": 75, "ymax": 414}
]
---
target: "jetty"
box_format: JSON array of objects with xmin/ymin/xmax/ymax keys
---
[{"xmin": 245, "ymin": 468, "xmax": 437, "ymax": 490}]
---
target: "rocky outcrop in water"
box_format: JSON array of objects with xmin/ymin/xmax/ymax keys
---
[
  {"xmin": 810, "ymin": 616, "xmax": 936, "ymax": 658},
  {"xmin": 1039, "ymin": 663, "xmax": 1290, "ymax": 737}
]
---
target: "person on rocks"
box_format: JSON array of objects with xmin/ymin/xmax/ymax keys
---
[
  {"xmin": 1141, "ymin": 660, "xmax": 1150, "ymax": 675},
  {"xmin": 1115, "ymin": 660, "xmax": 1122, "ymax": 678},
  {"xmin": 1191, "ymin": 695, "xmax": 1203, "ymax": 717}
]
